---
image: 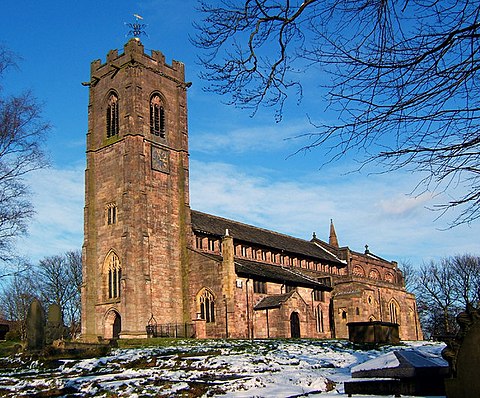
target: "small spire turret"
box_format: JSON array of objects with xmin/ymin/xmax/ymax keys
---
[{"xmin": 329, "ymin": 219, "xmax": 339, "ymax": 248}]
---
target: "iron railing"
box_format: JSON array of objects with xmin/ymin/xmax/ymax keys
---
[{"xmin": 146, "ymin": 323, "xmax": 195, "ymax": 338}]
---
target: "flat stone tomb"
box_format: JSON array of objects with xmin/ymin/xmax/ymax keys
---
[{"xmin": 344, "ymin": 349, "xmax": 448, "ymax": 397}]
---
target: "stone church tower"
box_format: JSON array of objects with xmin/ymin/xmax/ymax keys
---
[{"xmin": 81, "ymin": 39, "xmax": 191, "ymax": 339}]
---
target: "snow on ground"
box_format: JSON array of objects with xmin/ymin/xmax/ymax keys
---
[{"xmin": 0, "ymin": 339, "xmax": 446, "ymax": 397}]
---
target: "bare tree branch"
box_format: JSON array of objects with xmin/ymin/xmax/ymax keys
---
[
  {"xmin": 194, "ymin": 0, "xmax": 480, "ymax": 226},
  {"xmin": 0, "ymin": 45, "xmax": 50, "ymax": 263}
]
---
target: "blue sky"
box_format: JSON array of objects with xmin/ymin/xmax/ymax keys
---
[{"xmin": 2, "ymin": 0, "xmax": 479, "ymax": 266}]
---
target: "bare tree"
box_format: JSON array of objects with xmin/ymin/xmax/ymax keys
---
[
  {"xmin": 36, "ymin": 250, "xmax": 82, "ymax": 337},
  {"xmin": 194, "ymin": 1, "xmax": 480, "ymax": 226},
  {"xmin": 64, "ymin": 250, "xmax": 82, "ymax": 337},
  {"xmin": 416, "ymin": 258, "xmax": 461, "ymax": 338},
  {"xmin": 414, "ymin": 255, "xmax": 480, "ymax": 338},
  {"xmin": 0, "ymin": 264, "xmax": 37, "ymax": 339},
  {"xmin": 399, "ymin": 260, "xmax": 416, "ymax": 292},
  {"xmin": 0, "ymin": 45, "xmax": 49, "ymax": 264},
  {"xmin": 0, "ymin": 251, "xmax": 82, "ymax": 339},
  {"xmin": 451, "ymin": 254, "xmax": 480, "ymax": 309}
]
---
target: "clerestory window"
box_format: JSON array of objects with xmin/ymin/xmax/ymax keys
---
[{"xmin": 253, "ymin": 280, "xmax": 267, "ymax": 294}]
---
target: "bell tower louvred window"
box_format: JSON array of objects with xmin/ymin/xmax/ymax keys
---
[
  {"xmin": 150, "ymin": 94, "xmax": 165, "ymax": 137},
  {"xmin": 106, "ymin": 92, "xmax": 119, "ymax": 138}
]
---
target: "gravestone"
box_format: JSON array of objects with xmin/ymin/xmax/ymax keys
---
[
  {"xmin": 443, "ymin": 306, "xmax": 480, "ymax": 398},
  {"xmin": 26, "ymin": 298, "xmax": 45, "ymax": 351},
  {"xmin": 45, "ymin": 303, "xmax": 64, "ymax": 345}
]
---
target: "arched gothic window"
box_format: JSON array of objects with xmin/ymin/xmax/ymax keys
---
[
  {"xmin": 198, "ymin": 289, "xmax": 215, "ymax": 323},
  {"xmin": 389, "ymin": 299, "xmax": 399, "ymax": 324},
  {"xmin": 150, "ymin": 94, "xmax": 165, "ymax": 137},
  {"xmin": 106, "ymin": 92, "xmax": 119, "ymax": 138},
  {"xmin": 106, "ymin": 252, "xmax": 121, "ymax": 299}
]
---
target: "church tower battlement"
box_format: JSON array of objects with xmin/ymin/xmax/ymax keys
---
[{"xmin": 82, "ymin": 39, "xmax": 191, "ymax": 340}]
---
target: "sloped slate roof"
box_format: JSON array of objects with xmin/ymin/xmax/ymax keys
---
[
  {"xmin": 254, "ymin": 291, "xmax": 295, "ymax": 310},
  {"xmin": 191, "ymin": 210, "xmax": 344, "ymax": 266},
  {"xmin": 235, "ymin": 259, "xmax": 333, "ymax": 290}
]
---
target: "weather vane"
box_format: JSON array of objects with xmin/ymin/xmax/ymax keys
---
[{"xmin": 125, "ymin": 14, "xmax": 148, "ymax": 38}]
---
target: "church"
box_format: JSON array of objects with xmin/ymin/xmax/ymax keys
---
[{"xmin": 81, "ymin": 38, "xmax": 423, "ymax": 341}]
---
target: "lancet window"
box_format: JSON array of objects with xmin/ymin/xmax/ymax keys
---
[
  {"xmin": 315, "ymin": 306, "xmax": 324, "ymax": 333},
  {"xmin": 106, "ymin": 92, "xmax": 119, "ymax": 138}
]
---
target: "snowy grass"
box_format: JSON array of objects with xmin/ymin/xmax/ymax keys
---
[{"xmin": 0, "ymin": 339, "xmax": 446, "ymax": 397}]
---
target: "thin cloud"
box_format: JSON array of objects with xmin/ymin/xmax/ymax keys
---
[
  {"xmin": 17, "ymin": 166, "xmax": 85, "ymax": 262},
  {"xmin": 15, "ymin": 159, "xmax": 480, "ymax": 266},
  {"xmin": 190, "ymin": 159, "xmax": 480, "ymax": 264},
  {"xmin": 190, "ymin": 120, "xmax": 314, "ymax": 154}
]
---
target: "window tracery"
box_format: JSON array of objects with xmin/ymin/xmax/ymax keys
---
[
  {"xmin": 106, "ymin": 252, "xmax": 121, "ymax": 299},
  {"xmin": 198, "ymin": 289, "xmax": 215, "ymax": 323},
  {"xmin": 150, "ymin": 94, "xmax": 165, "ymax": 137},
  {"xmin": 389, "ymin": 299, "xmax": 400, "ymax": 324}
]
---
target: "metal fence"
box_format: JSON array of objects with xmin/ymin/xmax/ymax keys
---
[{"xmin": 146, "ymin": 323, "xmax": 196, "ymax": 338}]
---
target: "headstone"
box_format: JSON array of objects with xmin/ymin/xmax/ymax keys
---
[
  {"xmin": 45, "ymin": 303, "xmax": 64, "ymax": 345},
  {"xmin": 26, "ymin": 298, "xmax": 45, "ymax": 351},
  {"xmin": 443, "ymin": 306, "xmax": 480, "ymax": 398},
  {"xmin": 344, "ymin": 349, "xmax": 448, "ymax": 396}
]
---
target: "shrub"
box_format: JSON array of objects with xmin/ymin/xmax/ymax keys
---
[{"xmin": 5, "ymin": 330, "xmax": 21, "ymax": 341}]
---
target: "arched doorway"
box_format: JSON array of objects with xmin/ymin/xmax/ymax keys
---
[
  {"xmin": 290, "ymin": 312, "xmax": 300, "ymax": 338},
  {"xmin": 104, "ymin": 310, "xmax": 121, "ymax": 339},
  {"xmin": 113, "ymin": 314, "xmax": 121, "ymax": 339}
]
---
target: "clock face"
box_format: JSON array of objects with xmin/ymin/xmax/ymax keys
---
[{"xmin": 151, "ymin": 146, "xmax": 170, "ymax": 173}]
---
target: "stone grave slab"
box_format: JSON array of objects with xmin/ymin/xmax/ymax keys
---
[{"xmin": 344, "ymin": 349, "xmax": 448, "ymax": 396}]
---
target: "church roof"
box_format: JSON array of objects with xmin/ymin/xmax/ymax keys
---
[
  {"xmin": 191, "ymin": 210, "xmax": 344, "ymax": 266},
  {"xmin": 235, "ymin": 258, "xmax": 333, "ymax": 291},
  {"xmin": 254, "ymin": 291, "xmax": 295, "ymax": 310}
]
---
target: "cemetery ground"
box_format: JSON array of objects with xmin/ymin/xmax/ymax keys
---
[{"xmin": 0, "ymin": 338, "xmax": 446, "ymax": 397}]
